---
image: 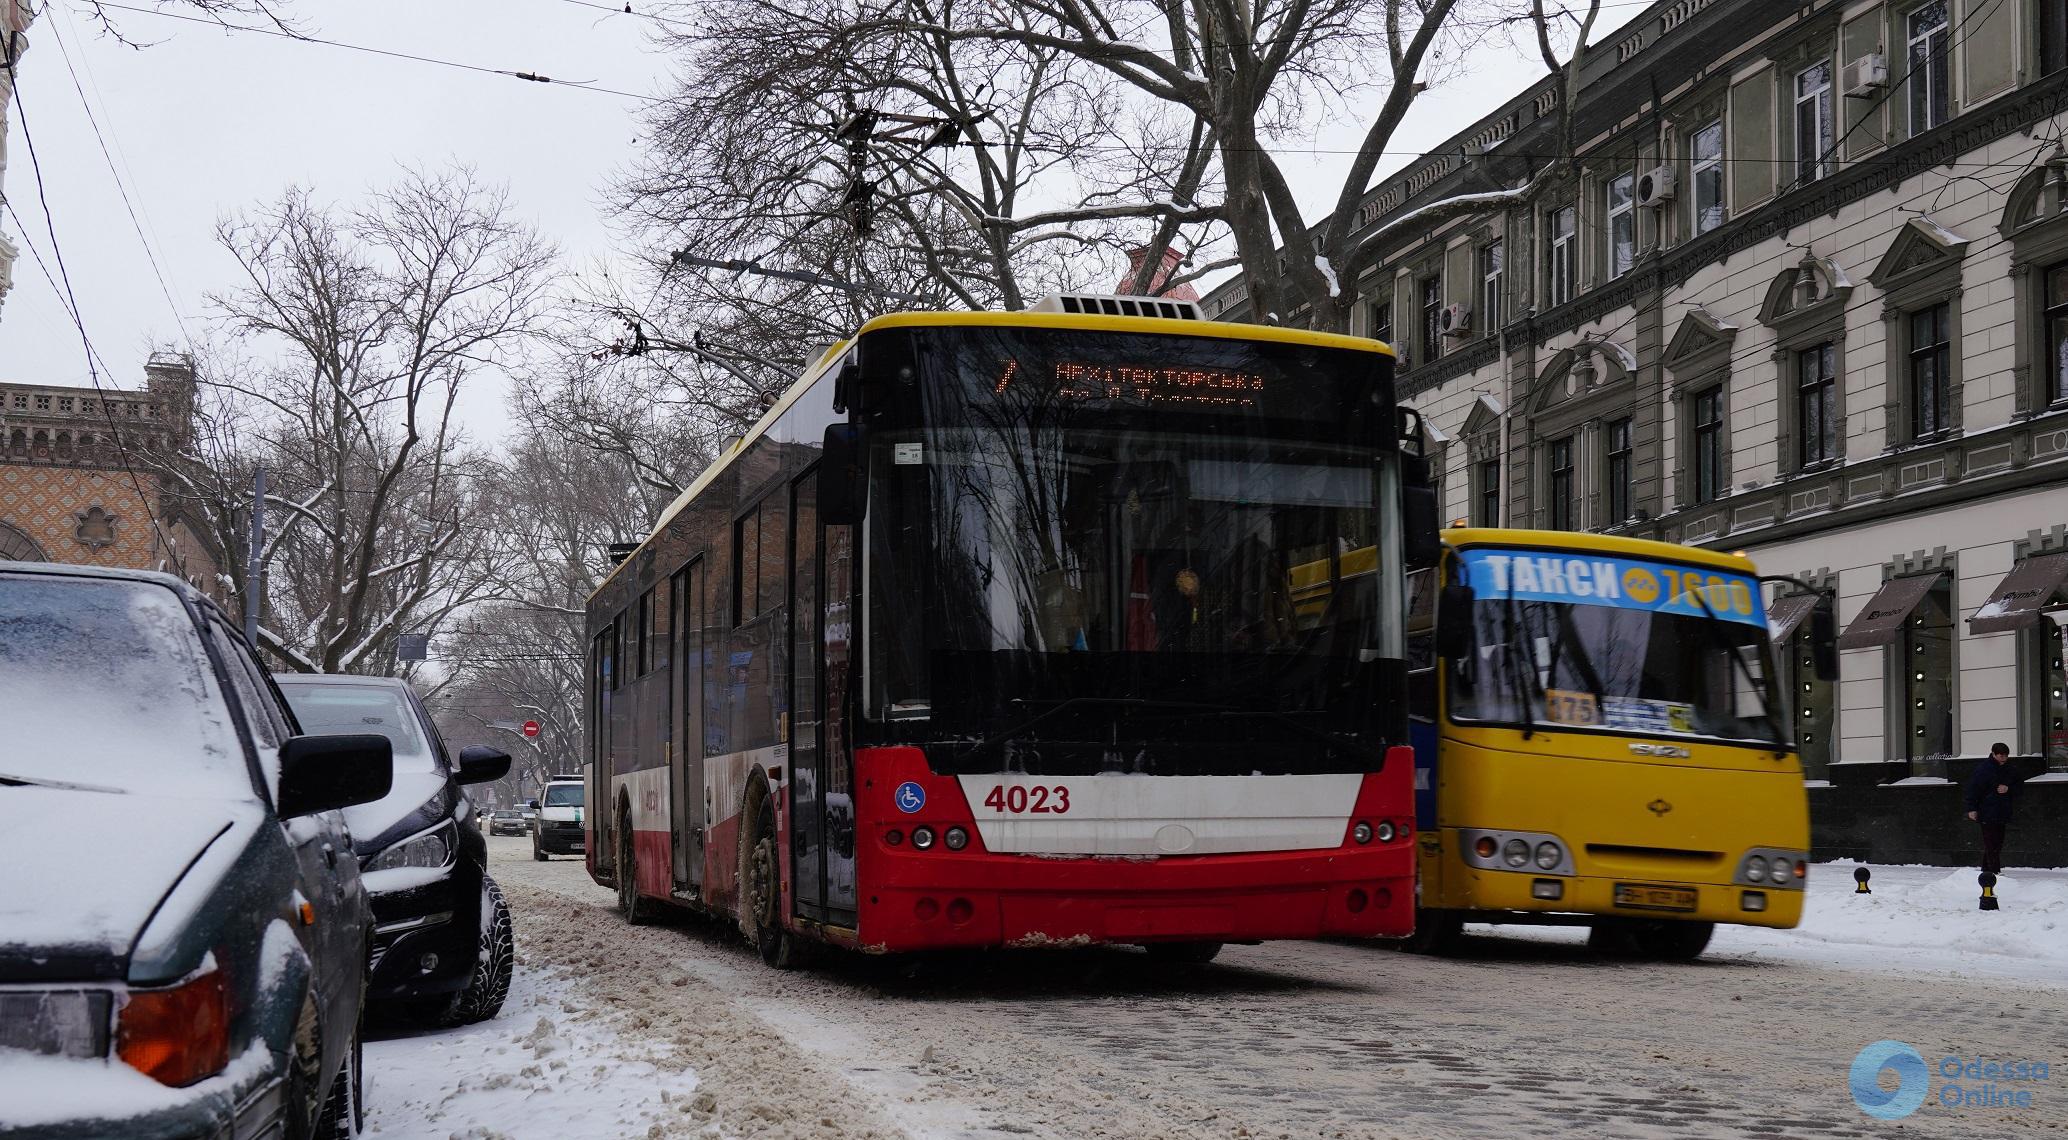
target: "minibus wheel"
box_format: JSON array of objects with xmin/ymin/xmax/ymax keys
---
[{"xmin": 1590, "ymin": 919, "xmax": 1712, "ymax": 961}]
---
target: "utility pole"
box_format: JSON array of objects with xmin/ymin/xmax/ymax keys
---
[{"xmin": 243, "ymin": 467, "xmax": 264, "ymax": 645}]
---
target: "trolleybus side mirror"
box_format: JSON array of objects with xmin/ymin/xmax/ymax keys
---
[
  {"xmin": 820, "ymin": 424, "xmax": 867, "ymax": 524},
  {"xmin": 1436, "ymin": 584, "xmax": 1477, "ymax": 661},
  {"xmin": 1809, "ymin": 597, "xmax": 1841, "ymax": 682},
  {"xmin": 1402, "ymin": 481, "xmax": 1442, "ymax": 570}
]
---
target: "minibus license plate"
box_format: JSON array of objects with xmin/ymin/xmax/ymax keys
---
[{"xmin": 1614, "ymin": 884, "xmax": 1697, "ymax": 912}]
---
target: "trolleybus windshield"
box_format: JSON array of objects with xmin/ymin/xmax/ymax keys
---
[
  {"xmin": 864, "ymin": 326, "xmax": 1404, "ymax": 777},
  {"xmin": 1445, "ymin": 547, "xmax": 1786, "ymax": 748}
]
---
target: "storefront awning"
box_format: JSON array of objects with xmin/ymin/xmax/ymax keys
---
[
  {"xmin": 1766, "ymin": 593, "xmax": 1822, "ymax": 644},
  {"xmin": 1968, "ymin": 551, "xmax": 2068, "ymax": 634},
  {"xmin": 1837, "ymin": 573, "xmax": 1944, "ymax": 650}
]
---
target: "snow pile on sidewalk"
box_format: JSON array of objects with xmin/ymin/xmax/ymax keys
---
[
  {"xmin": 363, "ymin": 966, "xmax": 703, "ymax": 1139},
  {"xmin": 1710, "ymin": 862, "xmax": 2068, "ymax": 985}
]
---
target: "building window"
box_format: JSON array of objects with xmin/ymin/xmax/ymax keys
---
[
  {"xmin": 1795, "ymin": 61, "xmax": 1834, "ymax": 185},
  {"xmin": 1369, "ymin": 300, "xmax": 1393, "ymax": 347},
  {"xmin": 1908, "ymin": 1, "xmax": 1951, "ymax": 136},
  {"xmin": 2034, "ymin": 610, "xmax": 2068, "ymax": 766},
  {"xmin": 1796, "ymin": 343, "xmax": 1838, "ymax": 466},
  {"xmin": 2046, "ymin": 0, "xmax": 2068, "ymax": 76},
  {"xmin": 1420, "ymin": 275, "xmax": 1444, "ymax": 363},
  {"xmin": 1896, "ymin": 577, "xmax": 1956, "ymax": 763},
  {"xmin": 1479, "ymin": 241, "xmax": 1503, "ymax": 334},
  {"xmin": 2046, "ymin": 263, "xmax": 2068, "ymax": 406},
  {"xmin": 1606, "ymin": 175, "xmax": 1636, "ymax": 278},
  {"xmin": 1787, "ymin": 625, "xmax": 1838, "ymax": 779},
  {"xmin": 1547, "ymin": 436, "xmax": 1576, "ymax": 529},
  {"xmin": 1692, "ymin": 388, "xmax": 1724, "ymax": 503},
  {"xmin": 1908, "ymin": 303, "xmax": 1951, "ymax": 439},
  {"xmin": 1548, "ymin": 206, "xmax": 1576, "ymax": 307},
  {"xmin": 1476, "ymin": 458, "xmax": 1500, "ymax": 526},
  {"xmin": 1692, "ymin": 122, "xmax": 1726, "ymax": 234},
  {"xmin": 1605, "ymin": 417, "xmax": 1633, "ymax": 523}
]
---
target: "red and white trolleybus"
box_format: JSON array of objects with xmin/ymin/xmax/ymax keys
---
[{"xmin": 583, "ymin": 297, "xmax": 1427, "ymax": 965}]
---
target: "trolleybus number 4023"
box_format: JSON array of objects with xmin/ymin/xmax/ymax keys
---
[{"xmin": 983, "ymin": 785, "xmax": 1073, "ymax": 814}]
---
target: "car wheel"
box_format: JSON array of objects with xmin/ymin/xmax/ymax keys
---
[
  {"xmin": 419, "ymin": 877, "xmax": 516, "ymax": 1028},
  {"xmin": 283, "ymin": 991, "xmax": 326, "ymax": 1140},
  {"xmin": 313, "ymin": 1017, "xmax": 361, "ymax": 1139},
  {"xmin": 533, "ymin": 834, "xmax": 547, "ymax": 861},
  {"xmin": 741, "ymin": 793, "xmax": 799, "ymax": 969},
  {"xmin": 1396, "ymin": 908, "xmax": 1466, "ymax": 955},
  {"xmin": 616, "ymin": 812, "xmax": 654, "ymax": 925},
  {"xmin": 1142, "ymin": 941, "xmax": 1222, "ymax": 965}
]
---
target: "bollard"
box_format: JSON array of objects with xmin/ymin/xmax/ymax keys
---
[
  {"xmin": 1853, "ymin": 867, "xmax": 1872, "ymax": 894},
  {"xmin": 1979, "ymin": 872, "xmax": 2000, "ymax": 911}
]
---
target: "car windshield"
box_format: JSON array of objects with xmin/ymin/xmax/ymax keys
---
[
  {"xmin": 0, "ymin": 575, "xmax": 251, "ymax": 799},
  {"xmin": 544, "ymin": 785, "xmax": 583, "ymax": 807},
  {"xmin": 1446, "ymin": 548, "xmax": 1785, "ymax": 748},
  {"xmin": 276, "ymin": 683, "xmax": 439, "ymax": 776}
]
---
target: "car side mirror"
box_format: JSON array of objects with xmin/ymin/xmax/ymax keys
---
[
  {"xmin": 820, "ymin": 424, "xmax": 867, "ymax": 524},
  {"xmin": 1436, "ymin": 583, "xmax": 1478, "ymax": 662},
  {"xmin": 525, "ymin": 799, "xmax": 541, "ymax": 811},
  {"xmin": 455, "ymin": 745, "xmax": 512, "ymax": 786},
  {"xmin": 276, "ymin": 734, "xmax": 393, "ymax": 819},
  {"xmin": 1809, "ymin": 596, "xmax": 1841, "ymax": 682}
]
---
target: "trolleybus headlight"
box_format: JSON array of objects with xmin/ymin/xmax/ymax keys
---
[
  {"xmin": 1533, "ymin": 842, "xmax": 1561, "ymax": 870},
  {"xmin": 1375, "ymin": 821, "xmax": 1397, "ymax": 843},
  {"xmin": 1744, "ymin": 859, "xmax": 1766, "ymax": 883},
  {"xmin": 1353, "ymin": 822, "xmax": 1374, "ymax": 844},
  {"xmin": 885, "ymin": 829, "xmax": 904, "ymax": 846},
  {"xmin": 912, "ymin": 827, "xmax": 937, "ymax": 851},
  {"xmin": 944, "ymin": 827, "xmax": 968, "ymax": 851},
  {"xmin": 1474, "ymin": 836, "xmax": 1498, "ymax": 859},
  {"xmin": 1502, "ymin": 839, "xmax": 1529, "ymax": 867}
]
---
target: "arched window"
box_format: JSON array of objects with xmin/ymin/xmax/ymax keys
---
[{"xmin": 0, "ymin": 521, "xmax": 48, "ymax": 562}]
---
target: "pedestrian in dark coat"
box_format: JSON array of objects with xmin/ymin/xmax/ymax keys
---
[{"xmin": 1965, "ymin": 742, "xmax": 2025, "ymax": 876}]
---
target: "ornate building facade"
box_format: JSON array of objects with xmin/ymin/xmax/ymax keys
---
[
  {"xmin": 0, "ymin": 355, "xmax": 222, "ymax": 592},
  {"xmin": 0, "ymin": 0, "xmax": 32, "ymax": 320},
  {"xmin": 1206, "ymin": 0, "xmax": 2068, "ymax": 779}
]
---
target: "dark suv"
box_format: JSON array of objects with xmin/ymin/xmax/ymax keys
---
[
  {"xmin": 1, "ymin": 562, "xmax": 390, "ymax": 1140},
  {"xmin": 274, "ymin": 674, "xmax": 513, "ymax": 1026}
]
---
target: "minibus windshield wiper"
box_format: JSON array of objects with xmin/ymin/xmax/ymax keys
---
[
  {"xmin": 1501, "ymin": 585, "xmax": 1540, "ymax": 740},
  {"xmin": 1550, "ymin": 603, "xmax": 1610, "ymax": 720},
  {"xmin": 1687, "ymin": 593, "xmax": 1790, "ymax": 753}
]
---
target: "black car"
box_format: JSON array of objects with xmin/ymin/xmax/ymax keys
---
[
  {"xmin": 273, "ymin": 674, "xmax": 513, "ymax": 1027},
  {"xmin": 0, "ymin": 562, "xmax": 391, "ymax": 1140}
]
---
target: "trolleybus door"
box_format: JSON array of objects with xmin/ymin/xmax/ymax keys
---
[
  {"xmin": 673, "ymin": 561, "xmax": 706, "ymax": 888},
  {"xmin": 790, "ymin": 475, "xmax": 826, "ymax": 920}
]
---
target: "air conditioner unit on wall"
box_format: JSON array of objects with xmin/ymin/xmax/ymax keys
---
[
  {"xmin": 1440, "ymin": 303, "xmax": 1472, "ymax": 336},
  {"xmin": 1636, "ymin": 166, "xmax": 1676, "ymax": 208},
  {"xmin": 1845, "ymin": 54, "xmax": 1890, "ymax": 96}
]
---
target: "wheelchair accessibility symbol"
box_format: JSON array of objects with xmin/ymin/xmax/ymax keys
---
[{"xmin": 894, "ymin": 781, "xmax": 926, "ymax": 814}]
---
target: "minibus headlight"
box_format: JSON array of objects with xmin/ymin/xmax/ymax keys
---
[
  {"xmin": 1745, "ymin": 859, "xmax": 1766, "ymax": 883},
  {"xmin": 1502, "ymin": 839, "xmax": 1529, "ymax": 867},
  {"xmin": 1768, "ymin": 856, "xmax": 1793, "ymax": 880},
  {"xmin": 1533, "ymin": 842, "xmax": 1561, "ymax": 870}
]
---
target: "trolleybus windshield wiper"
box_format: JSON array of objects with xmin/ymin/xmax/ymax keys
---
[{"xmin": 957, "ymin": 696, "xmax": 1359, "ymax": 761}]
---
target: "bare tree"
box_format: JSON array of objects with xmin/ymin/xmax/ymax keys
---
[{"xmin": 161, "ymin": 167, "xmax": 560, "ymax": 674}]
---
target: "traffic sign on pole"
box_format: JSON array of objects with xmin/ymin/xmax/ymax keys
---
[{"xmin": 521, "ymin": 720, "xmax": 541, "ymax": 738}]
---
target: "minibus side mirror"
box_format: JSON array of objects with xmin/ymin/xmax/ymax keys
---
[
  {"xmin": 820, "ymin": 424, "xmax": 866, "ymax": 525},
  {"xmin": 1436, "ymin": 583, "xmax": 1477, "ymax": 661},
  {"xmin": 1809, "ymin": 597, "xmax": 1841, "ymax": 682}
]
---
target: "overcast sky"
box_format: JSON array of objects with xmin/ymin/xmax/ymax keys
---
[{"xmin": 1, "ymin": 0, "xmax": 1635, "ymax": 447}]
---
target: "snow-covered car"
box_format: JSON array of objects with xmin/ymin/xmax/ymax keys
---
[
  {"xmin": 272, "ymin": 674, "xmax": 514, "ymax": 1027},
  {"xmin": 0, "ymin": 563, "xmax": 392, "ymax": 1140},
  {"xmin": 527, "ymin": 777, "xmax": 585, "ymax": 860}
]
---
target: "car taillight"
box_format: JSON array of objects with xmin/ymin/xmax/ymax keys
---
[{"xmin": 118, "ymin": 967, "xmax": 230, "ymax": 1087}]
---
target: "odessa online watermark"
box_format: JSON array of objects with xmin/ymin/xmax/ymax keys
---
[{"xmin": 1849, "ymin": 1040, "xmax": 2051, "ymax": 1119}]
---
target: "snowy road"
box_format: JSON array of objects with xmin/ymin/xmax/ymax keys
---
[{"xmin": 364, "ymin": 838, "xmax": 2068, "ymax": 1139}]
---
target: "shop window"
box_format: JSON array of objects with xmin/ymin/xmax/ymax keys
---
[
  {"xmin": 1788, "ymin": 625, "xmax": 1837, "ymax": 778},
  {"xmin": 2035, "ymin": 611, "xmax": 2068, "ymax": 767},
  {"xmin": 1895, "ymin": 577, "xmax": 1956, "ymax": 762}
]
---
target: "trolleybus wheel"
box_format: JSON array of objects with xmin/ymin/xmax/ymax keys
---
[
  {"xmin": 1143, "ymin": 941, "xmax": 1222, "ymax": 965},
  {"xmin": 742, "ymin": 792, "xmax": 799, "ymax": 969},
  {"xmin": 1396, "ymin": 908, "xmax": 1464, "ymax": 955},
  {"xmin": 616, "ymin": 811, "xmax": 654, "ymax": 925}
]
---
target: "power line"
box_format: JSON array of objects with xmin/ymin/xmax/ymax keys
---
[
  {"xmin": 89, "ymin": 1, "xmax": 663, "ymax": 102},
  {"xmin": 42, "ymin": 10, "xmax": 191, "ymax": 343}
]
